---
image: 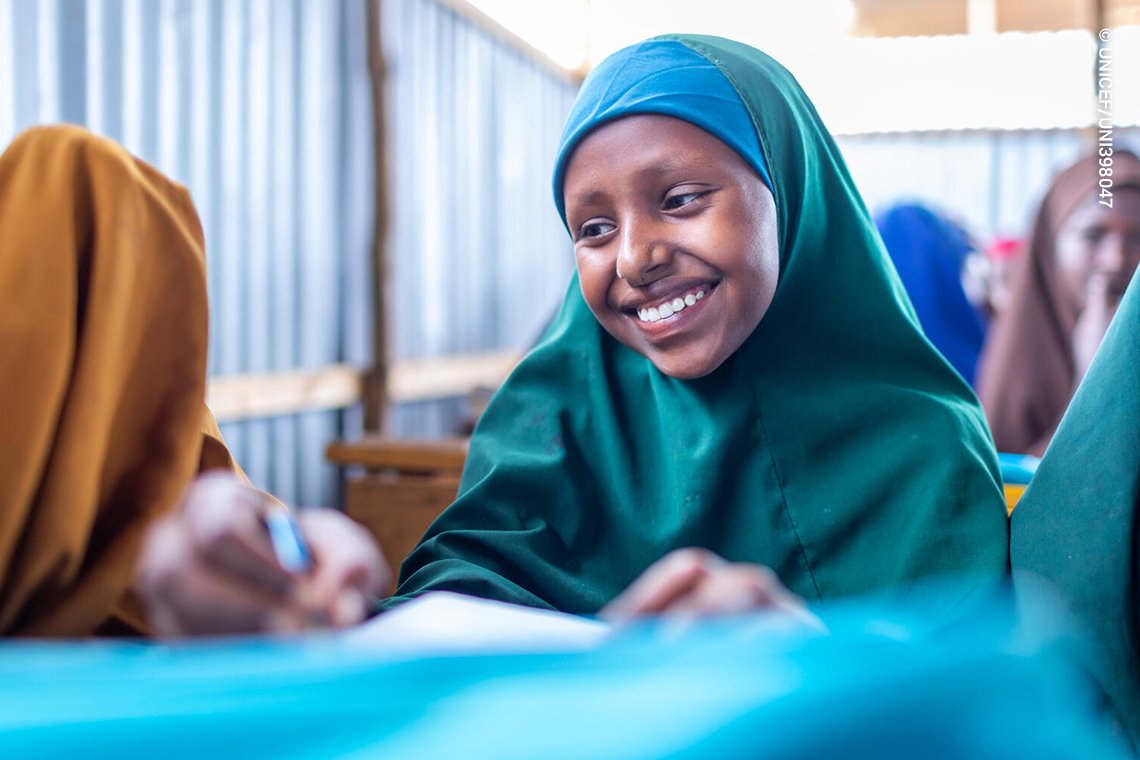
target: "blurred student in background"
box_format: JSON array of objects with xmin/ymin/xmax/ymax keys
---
[
  {"xmin": 977, "ymin": 151, "xmax": 1140, "ymax": 456},
  {"xmin": 875, "ymin": 203, "xmax": 989, "ymax": 386}
]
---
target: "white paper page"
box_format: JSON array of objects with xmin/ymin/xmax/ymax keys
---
[{"xmin": 340, "ymin": 591, "xmax": 612, "ymax": 654}]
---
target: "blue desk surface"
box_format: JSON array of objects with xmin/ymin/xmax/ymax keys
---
[{"xmin": 0, "ymin": 595, "xmax": 1131, "ymax": 760}]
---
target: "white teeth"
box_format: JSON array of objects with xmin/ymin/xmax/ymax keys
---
[{"xmin": 635, "ymin": 289, "xmax": 708, "ymax": 322}]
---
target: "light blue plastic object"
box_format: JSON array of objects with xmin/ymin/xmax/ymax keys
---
[
  {"xmin": 998, "ymin": 452, "xmax": 1040, "ymax": 511},
  {"xmin": 998, "ymin": 452, "xmax": 1040, "ymax": 487}
]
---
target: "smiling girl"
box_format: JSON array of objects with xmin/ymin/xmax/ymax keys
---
[{"xmin": 389, "ymin": 34, "xmax": 1009, "ymax": 621}]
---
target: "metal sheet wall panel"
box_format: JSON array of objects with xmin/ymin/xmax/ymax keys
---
[
  {"xmin": 10, "ymin": 0, "xmax": 1135, "ymax": 497},
  {"xmin": 0, "ymin": 0, "xmax": 374, "ymax": 507},
  {"xmin": 380, "ymin": 0, "xmax": 579, "ymax": 436}
]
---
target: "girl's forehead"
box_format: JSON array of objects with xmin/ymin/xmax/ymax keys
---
[
  {"xmin": 576, "ymin": 115, "xmax": 722, "ymax": 153},
  {"xmin": 1064, "ymin": 185, "xmax": 1140, "ymax": 226},
  {"xmin": 564, "ymin": 115, "xmax": 756, "ymax": 185}
]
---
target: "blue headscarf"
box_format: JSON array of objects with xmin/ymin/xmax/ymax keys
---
[
  {"xmin": 551, "ymin": 38, "xmax": 772, "ymax": 224},
  {"xmin": 874, "ymin": 204, "xmax": 989, "ymax": 385}
]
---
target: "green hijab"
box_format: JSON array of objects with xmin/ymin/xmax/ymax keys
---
[
  {"xmin": 1012, "ymin": 270, "xmax": 1140, "ymax": 746},
  {"xmin": 396, "ymin": 34, "xmax": 1008, "ymax": 614}
]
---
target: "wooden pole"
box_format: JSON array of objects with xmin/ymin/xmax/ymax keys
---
[
  {"xmin": 364, "ymin": 0, "xmax": 390, "ymax": 433},
  {"xmin": 1090, "ymin": 0, "xmax": 1107, "ymax": 146},
  {"xmin": 966, "ymin": 0, "xmax": 998, "ymax": 35}
]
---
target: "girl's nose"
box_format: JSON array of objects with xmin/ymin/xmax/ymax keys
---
[
  {"xmin": 1094, "ymin": 233, "xmax": 1129, "ymax": 276},
  {"xmin": 616, "ymin": 221, "xmax": 672, "ymax": 286}
]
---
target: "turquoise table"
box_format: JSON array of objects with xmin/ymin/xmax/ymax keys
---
[{"xmin": 0, "ymin": 595, "xmax": 1130, "ymax": 759}]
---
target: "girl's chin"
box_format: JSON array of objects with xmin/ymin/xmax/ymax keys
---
[{"xmin": 643, "ymin": 348, "xmax": 727, "ymax": 380}]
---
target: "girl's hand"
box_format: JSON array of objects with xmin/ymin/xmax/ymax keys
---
[
  {"xmin": 135, "ymin": 471, "xmax": 389, "ymax": 637},
  {"xmin": 1072, "ymin": 273, "xmax": 1120, "ymax": 385},
  {"xmin": 600, "ymin": 547, "xmax": 823, "ymax": 630}
]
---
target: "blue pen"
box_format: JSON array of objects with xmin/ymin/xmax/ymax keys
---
[
  {"xmin": 265, "ymin": 507, "xmax": 313, "ymax": 574},
  {"xmin": 266, "ymin": 506, "xmax": 386, "ymax": 621}
]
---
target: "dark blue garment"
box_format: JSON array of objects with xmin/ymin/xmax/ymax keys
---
[{"xmin": 875, "ymin": 204, "xmax": 989, "ymax": 385}]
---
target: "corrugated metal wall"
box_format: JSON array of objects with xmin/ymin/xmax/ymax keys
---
[
  {"xmin": 0, "ymin": 0, "xmax": 374, "ymax": 508},
  {"xmin": 380, "ymin": 0, "xmax": 579, "ymax": 436},
  {"xmin": 5, "ymin": 0, "xmax": 1136, "ymax": 501}
]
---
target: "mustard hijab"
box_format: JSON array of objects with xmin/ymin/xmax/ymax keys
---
[{"xmin": 0, "ymin": 126, "xmax": 233, "ymax": 636}]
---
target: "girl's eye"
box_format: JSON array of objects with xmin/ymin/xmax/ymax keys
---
[
  {"xmin": 1080, "ymin": 227, "xmax": 1106, "ymax": 244},
  {"xmin": 663, "ymin": 190, "xmax": 705, "ymax": 211},
  {"xmin": 577, "ymin": 220, "xmax": 615, "ymax": 240}
]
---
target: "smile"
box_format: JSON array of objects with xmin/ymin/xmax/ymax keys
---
[{"xmin": 636, "ymin": 288, "xmax": 706, "ymax": 323}]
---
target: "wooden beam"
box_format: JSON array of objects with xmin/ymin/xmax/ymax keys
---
[
  {"xmin": 205, "ymin": 351, "xmax": 521, "ymax": 422},
  {"xmin": 207, "ymin": 364, "xmax": 363, "ymax": 422},
  {"xmin": 388, "ymin": 350, "xmax": 521, "ymax": 403}
]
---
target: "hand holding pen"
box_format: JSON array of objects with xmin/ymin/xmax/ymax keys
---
[{"xmin": 136, "ymin": 471, "xmax": 390, "ymax": 637}]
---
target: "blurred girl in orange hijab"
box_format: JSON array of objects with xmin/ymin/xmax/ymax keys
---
[{"xmin": 0, "ymin": 126, "xmax": 386, "ymax": 636}]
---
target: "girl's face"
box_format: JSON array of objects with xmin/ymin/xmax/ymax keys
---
[
  {"xmin": 562, "ymin": 115, "xmax": 779, "ymax": 379},
  {"xmin": 1054, "ymin": 187, "xmax": 1140, "ymax": 314}
]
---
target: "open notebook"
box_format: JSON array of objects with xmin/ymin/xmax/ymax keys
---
[{"xmin": 339, "ymin": 591, "xmax": 612, "ymax": 654}]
